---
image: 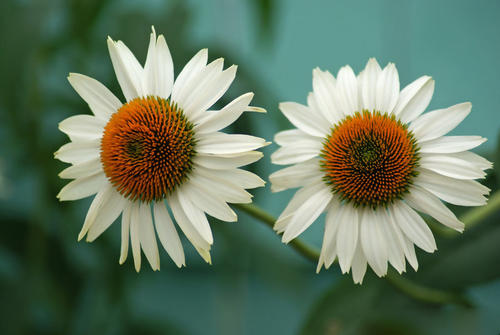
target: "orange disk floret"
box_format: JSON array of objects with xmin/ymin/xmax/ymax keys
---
[
  {"xmin": 320, "ymin": 111, "xmax": 419, "ymax": 208},
  {"xmin": 101, "ymin": 96, "xmax": 196, "ymax": 202}
]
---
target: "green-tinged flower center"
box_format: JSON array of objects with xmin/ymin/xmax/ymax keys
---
[
  {"xmin": 101, "ymin": 96, "xmax": 196, "ymax": 202},
  {"xmin": 320, "ymin": 110, "xmax": 420, "ymax": 208}
]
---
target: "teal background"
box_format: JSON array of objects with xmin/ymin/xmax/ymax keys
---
[{"xmin": 1, "ymin": 0, "xmax": 500, "ymax": 334}]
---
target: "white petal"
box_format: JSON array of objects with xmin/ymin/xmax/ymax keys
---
[
  {"xmin": 67, "ymin": 73, "xmax": 121, "ymax": 120},
  {"xmin": 138, "ymin": 202, "xmax": 160, "ymax": 270},
  {"xmin": 405, "ymin": 185, "xmax": 465, "ymax": 232},
  {"xmin": 386, "ymin": 206, "xmax": 419, "ymax": 271},
  {"xmin": 184, "ymin": 65, "xmax": 237, "ymax": 121},
  {"xmin": 393, "ymin": 76, "xmax": 434, "ymax": 123},
  {"xmin": 58, "ymin": 158, "xmax": 102, "ymax": 179},
  {"xmin": 196, "ymin": 132, "xmax": 268, "ymax": 155},
  {"xmin": 181, "ymin": 181, "xmax": 237, "ymax": 222},
  {"xmin": 282, "ymin": 186, "xmax": 332, "ymax": 243},
  {"xmin": 153, "ymin": 35, "xmax": 174, "ymax": 98},
  {"xmin": 359, "ymin": 58, "xmax": 382, "ymax": 112},
  {"xmin": 57, "ymin": 172, "xmax": 107, "ymax": 201},
  {"xmin": 409, "ymin": 102, "xmax": 471, "ymax": 142},
  {"xmin": 153, "ymin": 201, "xmax": 185, "ymax": 267},
  {"xmin": 206, "ymin": 168, "xmax": 264, "ymax": 189},
  {"xmin": 271, "ymin": 139, "xmax": 322, "ymax": 165},
  {"xmin": 419, "ymin": 152, "xmax": 487, "ymax": 180},
  {"xmin": 453, "ymin": 151, "xmax": 492, "ymax": 170},
  {"xmin": 168, "ymin": 192, "xmax": 211, "ymax": 261},
  {"xmin": 335, "ymin": 65, "xmax": 359, "ymax": 116},
  {"xmin": 274, "ymin": 129, "xmax": 316, "ymax": 146},
  {"xmin": 107, "ymin": 37, "xmax": 144, "ymax": 101},
  {"xmin": 378, "ymin": 209, "xmax": 406, "ymax": 274},
  {"xmin": 311, "ymin": 68, "xmax": 343, "ymax": 124},
  {"xmin": 351, "ymin": 243, "xmax": 368, "ymax": 284},
  {"xmin": 58, "ymin": 114, "xmax": 105, "ymax": 141},
  {"xmin": 119, "ymin": 206, "xmax": 131, "ymax": 265},
  {"xmin": 130, "ymin": 202, "xmax": 142, "ymax": 272},
  {"xmin": 86, "ymin": 190, "xmax": 127, "ymax": 242},
  {"xmin": 279, "ymin": 102, "xmax": 330, "ymax": 137},
  {"xmin": 193, "ymin": 151, "xmax": 263, "ymax": 170},
  {"xmin": 189, "ymin": 168, "xmax": 253, "ymax": 204},
  {"xmin": 269, "ymin": 158, "xmax": 322, "ymax": 192},
  {"xmin": 195, "ymin": 93, "xmax": 255, "ymax": 134},
  {"xmin": 174, "ymin": 58, "xmax": 224, "ymax": 116},
  {"xmin": 419, "ymin": 136, "xmax": 487, "ymax": 154},
  {"xmin": 275, "ymin": 181, "xmax": 328, "ymax": 233},
  {"xmin": 375, "ymin": 63, "xmax": 399, "ymax": 114},
  {"xmin": 77, "ymin": 185, "xmax": 108, "ymax": 241},
  {"xmin": 316, "ymin": 199, "xmax": 342, "ymax": 272},
  {"xmin": 171, "ymin": 49, "xmax": 208, "ymax": 104},
  {"xmin": 177, "ymin": 191, "xmax": 213, "ymax": 245},
  {"xmin": 391, "ymin": 200, "xmax": 437, "ymax": 251},
  {"xmin": 54, "ymin": 140, "xmax": 100, "ymax": 164},
  {"xmin": 415, "ymin": 168, "xmax": 488, "ymax": 206},
  {"xmin": 336, "ymin": 205, "xmax": 360, "ymax": 274},
  {"xmin": 359, "ymin": 208, "xmax": 388, "ymax": 277}
]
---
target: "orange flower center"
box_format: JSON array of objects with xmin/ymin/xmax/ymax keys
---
[
  {"xmin": 101, "ymin": 96, "xmax": 196, "ymax": 202},
  {"xmin": 320, "ymin": 111, "xmax": 419, "ymax": 208}
]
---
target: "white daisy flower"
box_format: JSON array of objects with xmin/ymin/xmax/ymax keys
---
[
  {"xmin": 270, "ymin": 58, "xmax": 491, "ymax": 284},
  {"xmin": 56, "ymin": 27, "xmax": 267, "ymax": 271}
]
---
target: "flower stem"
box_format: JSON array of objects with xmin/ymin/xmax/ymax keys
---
[{"xmin": 234, "ymin": 202, "xmax": 472, "ymax": 307}]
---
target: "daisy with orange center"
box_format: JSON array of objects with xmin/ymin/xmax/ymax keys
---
[
  {"xmin": 56, "ymin": 27, "xmax": 267, "ymax": 271},
  {"xmin": 270, "ymin": 58, "xmax": 491, "ymax": 283}
]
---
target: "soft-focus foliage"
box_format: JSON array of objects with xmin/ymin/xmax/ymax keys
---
[{"xmin": 1, "ymin": 0, "xmax": 500, "ymax": 334}]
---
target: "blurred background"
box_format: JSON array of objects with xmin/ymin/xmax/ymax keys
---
[{"xmin": 1, "ymin": 0, "xmax": 500, "ymax": 334}]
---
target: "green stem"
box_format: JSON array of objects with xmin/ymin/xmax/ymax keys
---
[
  {"xmin": 235, "ymin": 202, "xmax": 472, "ymax": 307},
  {"xmin": 234, "ymin": 204, "xmax": 319, "ymax": 262}
]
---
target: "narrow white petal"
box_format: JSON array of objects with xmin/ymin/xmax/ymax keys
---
[
  {"xmin": 153, "ymin": 201, "xmax": 185, "ymax": 267},
  {"xmin": 184, "ymin": 65, "xmax": 237, "ymax": 121},
  {"xmin": 168, "ymin": 193, "xmax": 211, "ymax": 261},
  {"xmin": 375, "ymin": 63, "xmax": 399, "ymax": 114},
  {"xmin": 316, "ymin": 200, "xmax": 342, "ymax": 272},
  {"xmin": 378, "ymin": 209, "xmax": 406, "ymax": 274},
  {"xmin": 271, "ymin": 140, "xmax": 322, "ymax": 165},
  {"xmin": 359, "ymin": 58, "xmax": 382, "ymax": 112},
  {"xmin": 59, "ymin": 115, "xmax": 105, "ymax": 141},
  {"xmin": 177, "ymin": 191, "xmax": 213, "ymax": 245},
  {"xmin": 415, "ymin": 168, "xmax": 488, "ymax": 206},
  {"xmin": 282, "ymin": 186, "xmax": 332, "ymax": 243},
  {"xmin": 274, "ymin": 129, "xmax": 317, "ymax": 146},
  {"xmin": 119, "ymin": 206, "xmax": 131, "ymax": 265},
  {"xmin": 419, "ymin": 152, "xmax": 487, "ymax": 180},
  {"xmin": 336, "ymin": 65, "xmax": 359, "ymax": 116},
  {"xmin": 419, "ymin": 136, "xmax": 487, "ymax": 154},
  {"xmin": 54, "ymin": 140, "xmax": 100, "ymax": 164},
  {"xmin": 196, "ymin": 132, "xmax": 268, "ymax": 155},
  {"xmin": 206, "ymin": 168, "xmax": 264, "ymax": 189},
  {"xmin": 279, "ymin": 101, "xmax": 330, "ymax": 137},
  {"xmin": 193, "ymin": 151, "xmax": 262, "ymax": 170},
  {"xmin": 359, "ymin": 208, "xmax": 388, "ymax": 277},
  {"xmin": 351, "ymin": 243, "xmax": 368, "ymax": 284},
  {"xmin": 58, "ymin": 158, "xmax": 102, "ymax": 179},
  {"xmin": 405, "ymin": 185, "xmax": 465, "ymax": 232},
  {"xmin": 386, "ymin": 206, "xmax": 419, "ymax": 270},
  {"xmin": 154, "ymin": 35, "xmax": 174, "ymax": 98},
  {"xmin": 143, "ymin": 27, "xmax": 157, "ymax": 96},
  {"xmin": 130, "ymin": 202, "xmax": 142, "ymax": 272},
  {"xmin": 195, "ymin": 93, "xmax": 255, "ymax": 133},
  {"xmin": 311, "ymin": 68, "xmax": 343, "ymax": 124},
  {"xmin": 393, "ymin": 76, "xmax": 434, "ymax": 123},
  {"xmin": 391, "ymin": 200, "xmax": 437, "ymax": 251},
  {"xmin": 67, "ymin": 73, "xmax": 121, "ymax": 120},
  {"xmin": 181, "ymin": 181, "xmax": 237, "ymax": 222},
  {"xmin": 189, "ymin": 168, "xmax": 253, "ymax": 204},
  {"xmin": 401, "ymin": 235, "xmax": 418, "ymax": 271},
  {"xmin": 275, "ymin": 181, "xmax": 327, "ymax": 233},
  {"xmin": 138, "ymin": 202, "xmax": 160, "ymax": 271},
  {"xmin": 86, "ymin": 190, "xmax": 127, "ymax": 242},
  {"xmin": 336, "ymin": 205, "xmax": 360, "ymax": 274},
  {"xmin": 57, "ymin": 172, "xmax": 107, "ymax": 201},
  {"xmin": 409, "ymin": 102, "xmax": 471, "ymax": 142},
  {"xmin": 171, "ymin": 49, "xmax": 208, "ymax": 104},
  {"xmin": 107, "ymin": 37, "xmax": 144, "ymax": 101},
  {"xmin": 453, "ymin": 151, "xmax": 492, "ymax": 170},
  {"xmin": 269, "ymin": 158, "xmax": 322, "ymax": 192}
]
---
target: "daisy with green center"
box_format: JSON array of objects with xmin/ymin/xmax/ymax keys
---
[
  {"xmin": 56, "ymin": 27, "xmax": 267, "ymax": 271},
  {"xmin": 270, "ymin": 58, "xmax": 491, "ymax": 284}
]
